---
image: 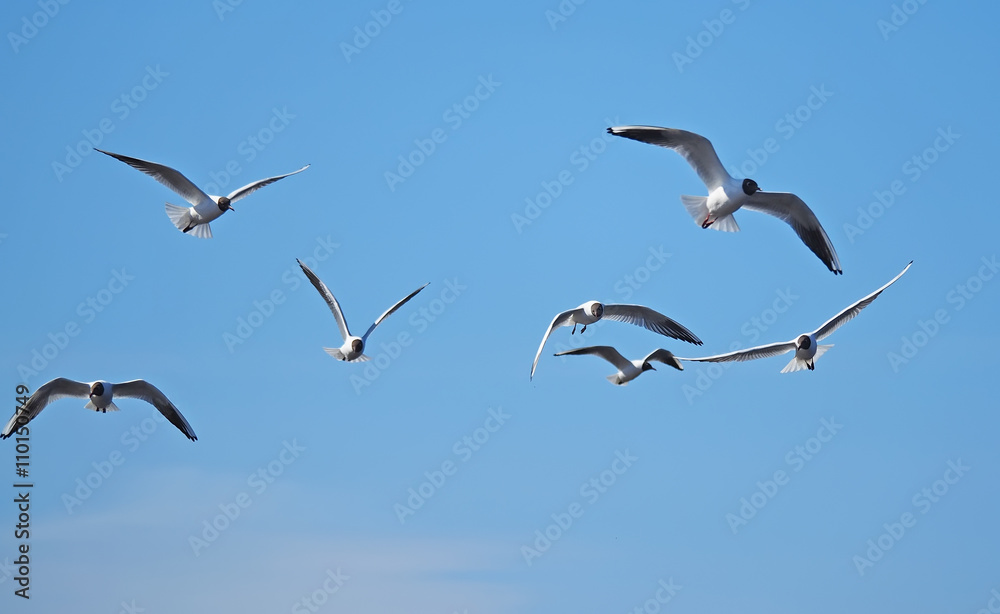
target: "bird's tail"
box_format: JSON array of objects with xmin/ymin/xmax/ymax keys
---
[
  {"xmin": 780, "ymin": 345, "xmax": 833, "ymax": 373},
  {"xmin": 165, "ymin": 203, "xmax": 192, "ymax": 231},
  {"xmin": 324, "ymin": 347, "xmax": 346, "ymax": 361},
  {"xmin": 83, "ymin": 400, "xmax": 120, "ymax": 412},
  {"xmin": 606, "ymin": 374, "xmax": 626, "ymax": 386},
  {"xmin": 679, "ymin": 195, "xmax": 739, "ymax": 232}
]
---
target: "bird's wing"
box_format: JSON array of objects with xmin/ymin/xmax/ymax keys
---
[
  {"xmin": 113, "ymin": 380, "xmax": 197, "ymax": 441},
  {"xmin": 530, "ymin": 309, "xmax": 575, "ymax": 380},
  {"xmin": 607, "ymin": 126, "xmax": 731, "ymax": 190},
  {"xmin": 554, "ymin": 345, "xmax": 633, "ymax": 372},
  {"xmin": 676, "ymin": 341, "xmax": 797, "ymax": 364},
  {"xmin": 95, "ymin": 148, "xmax": 211, "ymax": 207},
  {"xmin": 812, "ymin": 261, "xmax": 913, "ymax": 341},
  {"xmin": 742, "ymin": 191, "xmax": 843, "ymax": 275},
  {"xmin": 643, "ymin": 349, "xmax": 684, "ymax": 371},
  {"xmin": 226, "ymin": 164, "xmax": 310, "ymax": 203},
  {"xmin": 1, "ymin": 378, "xmax": 90, "ymax": 439},
  {"xmin": 362, "ymin": 283, "xmax": 430, "ymax": 342},
  {"xmin": 602, "ymin": 304, "xmax": 703, "ymax": 345},
  {"xmin": 297, "ymin": 259, "xmax": 351, "ymax": 341}
]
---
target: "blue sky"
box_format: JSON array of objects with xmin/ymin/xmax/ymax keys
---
[{"xmin": 1, "ymin": 1, "xmax": 998, "ymax": 612}]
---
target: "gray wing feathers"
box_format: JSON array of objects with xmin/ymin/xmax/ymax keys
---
[
  {"xmin": 298, "ymin": 259, "xmax": 352, "ymax": 341},
  {"xmin": 643, "ymin": 349, "xmax": 684, "ymax": 371},
  {"xmin": 226, "ymin": 165, "xmax": 310, "ymax": 203},
  {"xmin": 743, "ymin": 192, "xmax": 842, "ymax": 274},
  {"xmin": 1, "ymin": 378, "xmax": 90, "ymax": 438},
  {"xmin": 677, "ymin": 341, "xmax": 797, "ymax": 364},
  {"xmin": 602, "ymin": 304, "xmax": 703, "ymax": 345},
  {"xmin": 362, "ymin": 283, "xmax": 430, "ymax": 342},
  {"xmin": 554, "ymin": 346, "xmax": 633, "ymax": 372},
  {"xmin": 530, "ymin": 310, "xmax": 574, "ymax": 380},
  {"xmin": 95, "ymin": 148, "xmax": 211, "ymax": 206},
  {"xmin": 812, "ymin": 261, "xmax": 912, "ymax": 340},
  {"xmin": 607, "ymin": 126, "xmax": 731, "ymax": 190},
  {"xmin": 114, "ymin": 380, "xmax": 197, "ymax": 441}
]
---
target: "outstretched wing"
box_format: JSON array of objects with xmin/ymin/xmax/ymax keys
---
[
  {"xmin": 298, "ymin": 259, "xmax": 352, "ymax": 341},
  {"xmin": 812, "ymin": 261, "xmax": 912, "ymax": 341},
  {"xmin": 742, "ymin": 191, "xmax": 842, "ymax": 275},
  {"xmin": 95, "ymin": 148, "xmax": 211, "ymax": 207},
  {"xmin": 362, "ymin": 283, "xmax": 430, "ymax": 343},
  {"xmin": 226, "ymin": 165, "xmax": 310, "ymax": 204},
  {"xmin": 530, "ymin": 309, "xmax": 576, "ymax": 380},
  {"xmin": 554, "ymin": 345, "xmax": 633, "ymax": 372},
  {"xmin": 643, "ymin": 349, "xmax": 684, "ymax": 371},
  {"xmin": 602, "ymin": 304, "xmax": 702, "ymax": 345},
  {"xmin": 676, "ymin": 341, "xmax": 797, "ymax": 364},
  {"xmin": 1, "ymin": 378, "xmax": 91, "ymax": 439},
  {"xmin": 113, "ymin": 380, "xmax": 197, "ymax": 441},
  {"xmin": 607, "ymin": 126, "xmax": 731, "ymax": 190}
]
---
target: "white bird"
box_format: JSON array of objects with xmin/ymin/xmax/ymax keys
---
[
  {"xmin": 530, "ymin": 300, "xmax": 701, "ymax": 380},
  {"xmin": 95, "ymin": 148, "xmax": 308, "ymax": 238},
  {"xmin": 298, "ymin": 259, "xmax": 429, "ymax": 362},
  {"xmin": 554, "ymin": 346, "xmax": 683, "ymax": 385},
  {"xmin": 677, "ymin": 261, "xmax": 912, "ymax": 372},
  {"xmin": 607, "ymin": 125, "xmax": 842, "ymax": 275},
  {"xmin": 1, "ymin": 378, "xmax": 197, "ymax": 440}
]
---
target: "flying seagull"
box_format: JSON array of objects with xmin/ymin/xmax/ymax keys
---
[
  {"xmin": 677, "ymin": 261, "xmax": 912, "ymax": 372},
  {"xmin": 297, "ymin": 259, "xmax": 428, "ymax": 362},
  {"xmin": 607, "ymin": 125, "xmax": 842, "ymax": 274},
  {"xmin": 1, "ymin": 378, "xmax": 197, "ymax": 440},
  {"xmin": 554, "ymin": 346, "xmax": 683, "ymax": 385},
  {"xmin": 95, "ymin": 148, "xmax": 308, "ymax": 238},
  {"xmin": 530, "ymin": 300, "xmax": 701, "ymax": 380}
]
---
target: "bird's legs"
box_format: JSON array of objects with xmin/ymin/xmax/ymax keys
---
[
  {"xmin": 807, "ymin": 361, "xmax": 815, "ymax": 371},
  {"xmin": 701, "ymin": 214, "xmax": 714, "ymax": 229},
  {"xmin": 571, "ymin": 323, "xmax": 577, "ymax": 334},
  {"xmin": 581, "ymin": 325, "xmax": 588, "ymax": 333}
]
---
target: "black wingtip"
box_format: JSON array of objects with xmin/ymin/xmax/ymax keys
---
[{"xmin": 606, "ymin": 127, "xmax": 615, "ymax": 134}]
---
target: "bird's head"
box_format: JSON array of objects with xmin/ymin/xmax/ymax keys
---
[
  {"xmin": 590, "ymin": 302, "xmax": 604, "ymax": 318},
  {"xmin": 742, "ymin": 178, "xmax": 760, "ymax": 196},
  {"xmin": 351, "ymin": 338, "xmax": 364, "ymax": 354},
  {"xmin": 217, "ymin": 196, "xmax": 234, "ymax": 212},
  {"xmin": 642, "ymin": 362, "xmax": 656, "ymax": 372},
  {"xmin": 796, "ymin": 334, "xmax": 812, "ymax": 350},
  {"xmin": 90, "ymin": 382, "xmax": 105, "ymax": 398}
]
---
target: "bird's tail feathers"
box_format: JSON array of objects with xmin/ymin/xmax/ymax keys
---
[
  {"xmin": 814, "ymin": 344, "xmax": 834, "ymax": 362},
  {"xmin": 711, "ymin": 214, "xmax": 740, "ymax": 232},
  {"xmin": 351, "ymin": 354, "xmax": 372, "ymax": 363},
  {"xmin": 188, "ymin": 221, "xmax": 212, "ymax": 239},
  {"xmin": 165, "ymin": 203, "xmax": 191, "ymax": 231},
  {"xmin": 680, "ymin": 195, "xmax": 709, "ymax": 224},
  {"xmin": 780, "ymin": 357, "xmax": 809, "ymax": 374},
  {"xmin": 84, "ymin": 400, "xmax": 120, "ymax": 412},
  {"xmin": 324, "ymin": 347, "xmax": 346, "ymax": 361},
  {"xmin": 606, "ymin": 374, "xmax": 626, "ymax": 386}
]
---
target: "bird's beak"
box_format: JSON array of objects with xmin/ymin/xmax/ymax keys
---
[
  {"xmin": 649, "ymin": 365, "xmax": 657, "ymax": 371},
  {"xmin": 228, "ymin": 204, "xmax": 236, "ymax": 212}
]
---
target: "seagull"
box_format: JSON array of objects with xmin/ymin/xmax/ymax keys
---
[
  {"xmin": 530, "ymin": 300, "xmax": 701, "ymax": 380},
  {"xmin": 554, "ymin": 346, "xmax": 683, "ymax": 385},
  {"xmin": 1, "ymin": 378, "xmax": 197, "ymax": 440},
  {"xmin": 677, "ymin": 261, "xmax": 912, "ymax": 372},
  {"xmin": 297, "ymin": 259, "xmax": 429, "ymax": 362},
  {"xmin": 95, "ymin": 148, "xmax": 308, "ymax": 238},
  {"xmin": 607, "ymin": 125, "xmax": 842, "ymax": 274}
]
